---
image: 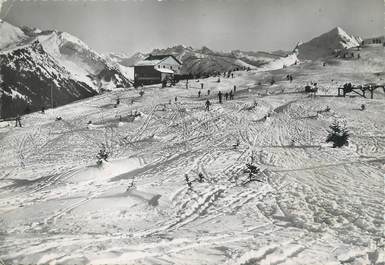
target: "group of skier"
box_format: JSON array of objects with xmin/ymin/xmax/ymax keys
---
[
  {"xmin": 184, "ymin": 172, "xmax": 205, "ymax": 188},
  {"xmin": 201, "ymin": 85, "xmax": 237, "ymax": 111}
]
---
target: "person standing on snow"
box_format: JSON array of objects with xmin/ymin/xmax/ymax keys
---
[
  {"xmin": 198, "ymin": 173, "xmax": 204, "ymax": 183},
  {"xmin": 233, "ymin": 85, "xmax": 237, "ymax": 93},
  {"xmin": 205, "ymin": 99, "xmax": 211, "ymax": 111},
  {"xmin": 15, "ymin": 115, "xmax": 22, "ymax": 127},
  {"xmin": 207, "ymin": 89, "xmax": 211, "ymax": 96},
  {"xmin": 225, "ymin": 92, "xmax": 229, "ymax": 100},
  {"xmin": 218, "ymin": 91, "xmax": 223, "ymax": 103},
  {"xmin": 198, "ymin": 90, "xmax": 201, "ymax": 98},
  {"xmin": 185, "ymin": 174, "xmax": 192, "ymax": 188},
  {"xmin": 229, "ymin": 90, "xmax": 234, "ymax": 100}
]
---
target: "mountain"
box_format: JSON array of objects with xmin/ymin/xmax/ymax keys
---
[
  {"xmin": 296, "ymin": 27, "xmax": 361, "ymax": 60},
  {"xmin": 119, "ymin": 45, "xmax": 297, "ymax": 75},
  {"xmin": 0, "ymin": 20, "xmax": 131, "ymax": 119},
  {"xmin": 106, "ymin": 52, "xmax": 146, "ymax": 67}
]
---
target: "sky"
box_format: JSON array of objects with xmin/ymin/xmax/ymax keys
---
[{"xmin": 1, "ymin": 0, "xmax": 384, "ymax": 55}]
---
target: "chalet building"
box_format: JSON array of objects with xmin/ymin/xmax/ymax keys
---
[{"xmin": 134, "ymin": 54, "xmax": 182, "ymax": 85}]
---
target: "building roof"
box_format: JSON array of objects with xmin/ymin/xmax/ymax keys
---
[
  {"xmin": 134, "ymin": 54, "xmax": 182, "ymax": 66},
  {"xmin": 156, "ymin": 68, "xmax": 174, "ymax": 74}
]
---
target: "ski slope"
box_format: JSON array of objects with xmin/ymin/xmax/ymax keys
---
[{"xmin": 0, "ymin": 47, "xmax": 384, "ymax": 265}]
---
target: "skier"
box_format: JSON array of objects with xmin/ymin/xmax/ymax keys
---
[
  {"xmin": 185, "ymin": 174, "xmax": 192, "ymax": 188},
  {"xmin": 233, "ymin": 85, "xmax": 237, "ymax": 93},
  {"xmin": 198, "ymin": 173, "xmax": 204, "ymax": 183},
  {"xmin": 201, "ymin": 83, "xmax": 204, "ymax": 89},
  {"xmin": 231, "ymin": 73, "xmax": 234, "ymax": 78},
  {"xmin": 207, "ymin": 89, "xmax": 211, "ymax": 96},
  {"xmin": 361, "ymin": 104, "xmax": 366, "ymax": 111},
  {"xmin": 198, "ymin": 90, "xmax": 201, "ymax": 98},
  {"xmin": 218, "ymin": 91, "xmax": 223, "ymax": 103},
  {"xmin": 229, "ymin": 90, "xmax": 234, "ymax": 100},
  {"xmin": 205, "ymin": 99, "xmax": 211, "ymax": 111},
  {"xmin": 15, "ymin": 115, "xmax": 22, "ymax": 127},
  {"xmin": 225, "ymin": 92, "xmax": 229, "ymax": 100},
  {"xmin": 175, "ymin": 96, "xmax": 178, "ymax": 102}
]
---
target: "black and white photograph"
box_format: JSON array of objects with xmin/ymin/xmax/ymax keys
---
[{"xmin": 0, "ymin": 0, "xmax": 384, "ymax": 264}]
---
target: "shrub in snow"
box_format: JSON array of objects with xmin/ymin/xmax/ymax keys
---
[
  {"xmin": 96, "ymin": 144, "xmax": 109, "ymax": 166},
  {"xmin": 326, "ymin": 121, "xmax": 350, "ymax": 148}
]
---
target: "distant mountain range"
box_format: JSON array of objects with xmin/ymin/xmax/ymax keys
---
[
  {"xmin": 106, "ymin": 45, "xmax": 298, "ymax": 75},
  {"xmin": 1, "ymin": 20, "xmax": 366, "ymax": 119}
]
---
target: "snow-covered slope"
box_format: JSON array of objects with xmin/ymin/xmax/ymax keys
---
[
  {"xmin": 297, "ymin": 27, "xmax": 361, "ymax": 60},
  {"xmin": 0, "ymin": 45, "xmax": 383, "ymax": 264}
]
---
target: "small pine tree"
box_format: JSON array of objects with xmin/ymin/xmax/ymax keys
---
[
  {"xmin": 326, "ymin": 121, "xmax": 350, "ymax": 148},
  {"xmin": 244, "ymin": 163, "xmax": 262, "ymax": 182}
]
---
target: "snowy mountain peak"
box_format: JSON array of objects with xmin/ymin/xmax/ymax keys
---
[
  {"xmin": 0, "ymin": 20, "xmax": 27, "ymax": 50},
  {"xmin": 297, "ymin": 26, "xmax": 361, "ymax": 60}
]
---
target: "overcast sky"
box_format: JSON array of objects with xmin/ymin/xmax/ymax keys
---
[{"xmin": 1, "ymin": 0, "xmax": 384, "ymax": 55}]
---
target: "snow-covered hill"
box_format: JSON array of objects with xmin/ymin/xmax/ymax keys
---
[
  {"xmin": 0, "ymin": 43, "xmax": 383, "ymax": 264},
  {"xmin": 296, "ymin": 27, "xmax": 362, "ymax": 60},
  {"xmin": 0, "ymin": 21, "xmax": 131, "ymax": 119}
]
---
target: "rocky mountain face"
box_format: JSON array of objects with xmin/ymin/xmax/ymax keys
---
[{"xmin": 0, "ymin": 20, "xmax": 131, "ymax": 119}]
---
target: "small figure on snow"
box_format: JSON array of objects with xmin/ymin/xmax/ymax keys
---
[
  {"xmin": 41, "ymin": 107, "xmax": 45, "ymax": 114},
  {"xmin": 198, "ymin": 90, "xmax": 201, "ymax": 98},
  {"xmin": 207, "ymin": 89, "xmax": 211, "ymax": 96},
  {"xmin": 198, "ymin": 173, "xmax": 204, "ymax": 183},
  {"xmin": 360, "ymin": 104, "xmax": 366, "ymax": 111},
  {"xmin": 205, "ymin": 99, "xmax": 211, "ymax": 111},
  {"xmin": 225, "ymin": 92, "xmax": 229, "ymax": 100},
  {"xmin": 229, "ymin": 90, "xmax": 234, "ymax": 100},
  {"xmin": 218, "ymin": 91, "xmax": 223, "ymax": 103},
  {"xmin": 185, "ymin": 174, "xmax": 192, "ymax": 188},
  {"xmin": 15, "ymin": 115, "xmax": 22, "ymax": 127}
]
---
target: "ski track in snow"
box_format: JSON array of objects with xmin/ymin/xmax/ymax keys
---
[{"xmin": 0, "ymin": 63, "xmax": 384, "ymax": 265}]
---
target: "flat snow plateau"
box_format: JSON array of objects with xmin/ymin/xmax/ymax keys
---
[{"xmin": 0, "ymin": 47, "xmax": 384, "ymax": 265}]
